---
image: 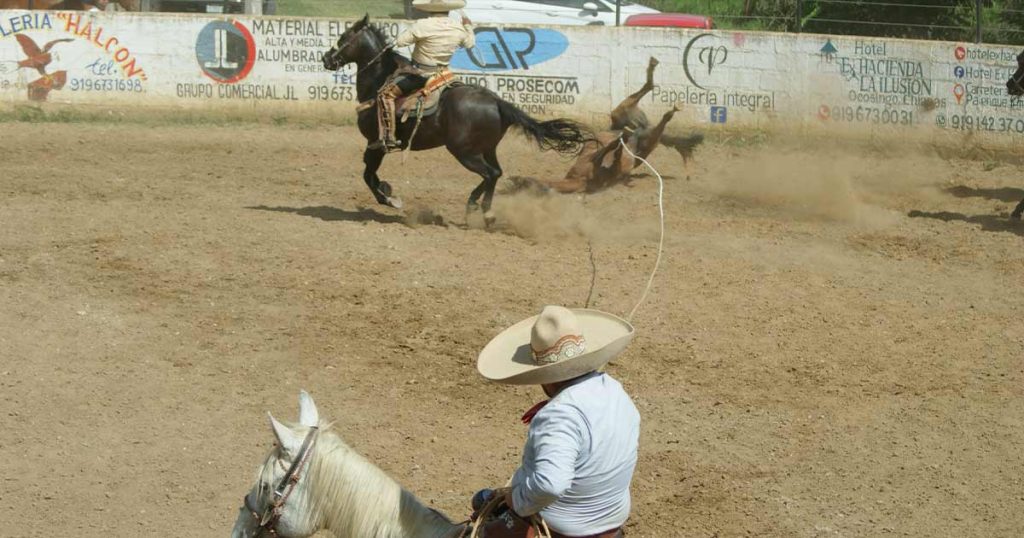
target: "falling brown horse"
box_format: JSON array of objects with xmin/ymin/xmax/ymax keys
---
[
  {"xmin": 549, "ymin": 57, "xmax": 704, "ymax": 194},
  {"xmin": 322, "ymin": 16, "xmax": 590, "ymax": 221}
]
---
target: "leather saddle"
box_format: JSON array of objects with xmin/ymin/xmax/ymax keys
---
[{"xmin": 397, "ymin": 70, "xmax": 460, "ymax": 122}]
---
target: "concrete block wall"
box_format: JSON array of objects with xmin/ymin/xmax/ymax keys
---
[{"xmin": 1, "ymin": 11, "xmax": 1021, "ymax": 146}]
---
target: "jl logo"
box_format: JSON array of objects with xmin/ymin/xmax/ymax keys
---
[
  {"xmin": 195, "ymin": 20, "xmax": 256, "ymax": 84},
  {"xmin": 683, "ymin": 33, "xmax": 728, "ymax": 90}
]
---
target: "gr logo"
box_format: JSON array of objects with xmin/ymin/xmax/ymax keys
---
[
  {"xmin": 196, "ymin": 20, "xmax": 256, "ymax": 84},
  {"xmin": 450, "ymin": 28, "xmax": 569, "ymax": 72}
]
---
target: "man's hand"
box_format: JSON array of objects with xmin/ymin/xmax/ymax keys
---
[{"xmin": 462, "ymin": 15, "xmax": 472, "ymax": 25}]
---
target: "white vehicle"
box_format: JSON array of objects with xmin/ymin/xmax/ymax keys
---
[{"xmin": 460, "ymin": 0, "xmax": 660, "ymax": 26}]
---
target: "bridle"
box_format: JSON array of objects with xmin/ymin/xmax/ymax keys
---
[
  {"xmin": 1009, "ymin": 51, "xmax": 1024, "ymax": 94},
  {"xmin": 242, "ymin": 427, "xmax": 319, "ymax": 537},
  {"xmin": 1012, "ymin": 62, "xmax": 1024, "ymax": 90},
  {"xmin": 325, "ymin": 24, "xmax": 393, "ymax": 75}
]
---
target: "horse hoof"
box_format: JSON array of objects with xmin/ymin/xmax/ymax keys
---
[{"xmin": 386, "ymin": 196, "xmax": 404, "ymax": 210}]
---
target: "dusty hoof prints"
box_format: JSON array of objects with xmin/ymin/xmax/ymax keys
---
[{"xmin": 405, "ymin": 206, "xmax": 446, "ymax": 227}]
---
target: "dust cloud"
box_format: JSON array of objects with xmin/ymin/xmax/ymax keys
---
[{"xmin": 702, "ymin": 143, "xmax": 951, "ymax": 227}]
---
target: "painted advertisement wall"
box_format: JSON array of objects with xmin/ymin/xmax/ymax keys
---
[{"xmin": 1, "ymin": 10, "xmax": 1022, "ymax": 145}]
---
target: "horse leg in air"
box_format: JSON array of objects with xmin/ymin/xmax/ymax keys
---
[
  {"xmin": 458, "ymin": 152, "xmax": 502, "ymax": 227},
  {"xmin": 362, "ymin": 148, "xmax": 403, "ymax": 210},
  {"xmin": 1012, "ymin": 197, "xmax": 1024, "ymax": 220},
  {"xmin": 634, "ymin": 104, "xmax": 682, "ymax": 161},
  {"xmin": 610, "ymin": 56, "xmax": 658, "ymax": 131}
]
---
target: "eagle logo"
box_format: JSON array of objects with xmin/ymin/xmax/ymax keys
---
[{"xmin": 15, "ymin": 34, "xmax": 74, "ymax": 101}]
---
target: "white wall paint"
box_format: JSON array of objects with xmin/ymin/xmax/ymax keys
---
[{"xmin": 1, "ymin": 11, "xmax": 1021, "ymax": 146}]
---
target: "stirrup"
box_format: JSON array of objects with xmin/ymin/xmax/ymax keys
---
[{"xmin": 368, "ymin": 139, "xmax": 402, "ymax": 151}]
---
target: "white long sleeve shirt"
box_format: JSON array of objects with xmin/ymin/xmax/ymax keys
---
[
  {"xmin": 394, "ymin": 15, "xmax": 475, "ymax": 67},
  {"xmin": 509, "ymin": 373, "xmax": 641, "ymax": 536}
]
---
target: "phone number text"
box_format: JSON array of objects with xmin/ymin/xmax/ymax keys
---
[
  {"xmin": 308, "ymin": 85, "xmax": 354, "ymax": 101},
  {"xmin": 939, "ymin": 114, "xmax": 1024, "ymax": 134},
  {"xmin": 824, "ymin": 106, "xmax": 915, "ymax": 125},
  {"xmin": 70, "ymin": 78, "xmax": 144, "ymax": 92}
]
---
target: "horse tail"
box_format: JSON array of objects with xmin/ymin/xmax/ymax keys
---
[
  {"xmin": 660, "ymin": 133, "xmax": 705, "ymax": 161},
  {"xmin": 497, "ymin": 99, "xmax": 592, "ymax": 156}
]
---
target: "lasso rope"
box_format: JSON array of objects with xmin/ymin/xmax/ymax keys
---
[{"xmin": 618, "ymin": 137, "xmax": 666, "ymax": 322}]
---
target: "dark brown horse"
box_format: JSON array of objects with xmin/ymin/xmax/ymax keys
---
[
  {"xmin": 322, "ymin": 16, "xmax": 590, "ymax": 220},
  {"xmin": 1006, "ymin": 49, "xmax": 1024, "ymax": 219}
]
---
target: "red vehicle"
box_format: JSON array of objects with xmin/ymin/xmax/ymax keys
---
[{"xmin": 624, "ymin": 13, "xmax": 714, "ymax": 29}]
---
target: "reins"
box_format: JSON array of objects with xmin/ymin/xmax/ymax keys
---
[
  {"xmin": 243, "ymin": 426, "xmax": 319, "ymax": 537},
  {"xmin": 457, "ymin": 487, "xmax": 553, "ymax": 538},
  {"xmin": 327, "ymin": 24, "xmax": 393, "ymax": 77},
  {"xmin": 356, "ymin": 43, "xmax": 394, "ymax": 76}
]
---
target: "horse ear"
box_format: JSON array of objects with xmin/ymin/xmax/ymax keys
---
[
  {"xmin": 268, "ymin": 412, "xmax": 303, "ymax": 455},
  {"xmin": 298, "ymin": 390, "xmax": 319, "ymax": 427},
  {"xmin": 361, "ymin": 13, "xmax": 369, "ymax": 25}
]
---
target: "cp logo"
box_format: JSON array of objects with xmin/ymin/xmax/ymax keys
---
[{"xmin": 683, "ymin": 33, "xmax": 728, "ymax": 90}]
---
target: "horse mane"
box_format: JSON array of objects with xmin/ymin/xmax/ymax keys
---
[
  {"xmin": 365, "ymin": 23, "xmax": 389, "ymax": 47},
  {"xmin": 365, "ymin": 21, "xmax": 409, "ymax": 70},
  {"xmin": 260, "ymin": 423, "xmax": 456, "ymax": 538}
]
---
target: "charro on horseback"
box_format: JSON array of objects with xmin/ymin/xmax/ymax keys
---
[{"xmin": 374, "ymin": 0, "xmax": 475, "ymax": 152}]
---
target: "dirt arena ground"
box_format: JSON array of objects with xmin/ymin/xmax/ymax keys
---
[{"xmin": 1, "ymin": 119, "xmax": 1022, "ymax": 538}]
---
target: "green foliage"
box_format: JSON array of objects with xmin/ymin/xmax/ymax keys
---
[
  {"xmin": 800, "ymin": 0, "xmax": 968, "ymax": 41},
  {"xmin": 263, "ymin": 0, "xmax": 1024, "ymax": 45},
  {"xmin": 636, "ymin": 0, "xmax": 793, "ymax": 31},
  {"xmin": 276, "ymin": 0, "xmax": 404, "ymax": 19},
  {"xmin": 976, "ymin": 0, "xmax": 1024, "ymax": 45},
  {"xmin": 637, "ymin": 0, "xmax": 1024, "ymax": 45}
]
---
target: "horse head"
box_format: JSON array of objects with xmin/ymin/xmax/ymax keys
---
[
  {"xmin": 231, "ymin": 391, "xmax": 463, "ymax": 538},
  {"xmin": 231, "ymin": 391, "xmax": 322, "ymax": 538},
  {"xmin": 323, "ymin": 14, "xmax": 379, "ymax": 71},
  {"xmin": 1007, "ymin": 49, "xmax": 1024, "ymax": 96}
]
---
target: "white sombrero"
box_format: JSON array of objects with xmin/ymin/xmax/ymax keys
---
[
  {"xmin": 477, "ymin": 306, "xmax": 634, "ymax": 385},
  {"xmin": 412, "ymin": 0, "xmax": 466, "ymax": 12}
]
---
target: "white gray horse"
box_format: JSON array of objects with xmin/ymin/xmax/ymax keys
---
[{"xmin": 231, "ymin": 391, "xmax": 467, "ymax": 538}]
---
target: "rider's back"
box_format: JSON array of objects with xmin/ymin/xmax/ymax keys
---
[{"xmin": 395, "ymin": 16, "xmax": 475, "ymax": 67}]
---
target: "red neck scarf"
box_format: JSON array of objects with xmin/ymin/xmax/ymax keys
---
[
  {"xmin": 519, "ymin": 372, "xmax": 602, "ymax": 425},
  {"xmin": 520, "ymin": 400, "xmax": 549, "ymax": 425}
]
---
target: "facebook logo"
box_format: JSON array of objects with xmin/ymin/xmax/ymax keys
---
[
  {"xmin": 710, "ymin": 106, "xmax": 728, "ymax": 124},
  {"xmin": 954, "ymin": 66, "xmax": 965, "ymax": 78}
]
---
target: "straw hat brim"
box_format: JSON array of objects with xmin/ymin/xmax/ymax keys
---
[
  {"xmin": 411, "ymin": 0, "xmax": 466, "ymax": 12},
  {"xmin": 477, "ymin": 309, "xmax": 634, "ymax": 385}
]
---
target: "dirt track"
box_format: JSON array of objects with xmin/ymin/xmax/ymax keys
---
[{"xmin": 1, "ymin": 120, "xmax": 1022, "ymax": 537}]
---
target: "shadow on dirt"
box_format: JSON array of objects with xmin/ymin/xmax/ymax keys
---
[
  {"xmin": 946, "ymin": 186, "xmax": 1024, "ymax": 203},
  {"xmin": 907, "ymin": 210, "xmax": 1024, "ymax": 237},
  {"xmin": 248, "ymin": 205, "xmax": 405, "ymax": 224},
  {"xmin": 247, "ymin": 205, "xmax": 449, "ymax": 228}
]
